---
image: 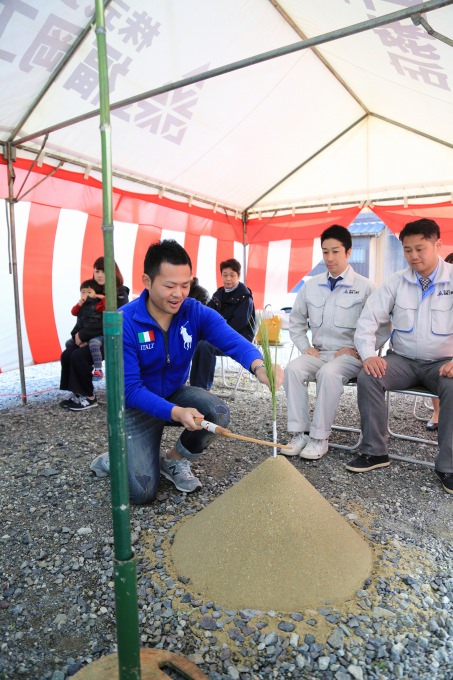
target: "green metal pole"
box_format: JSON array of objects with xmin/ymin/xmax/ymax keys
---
[{"xmin": 94, "ymin": 1, "xmax": 141, "ymax": 678}]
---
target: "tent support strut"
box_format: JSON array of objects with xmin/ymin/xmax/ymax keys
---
[{"xmin": 5, "ymin": 143, "xmax": 27, "ymax": 405}]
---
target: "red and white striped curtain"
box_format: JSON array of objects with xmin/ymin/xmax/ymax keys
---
[
  {"xmin": 373, "ymin": 203, "xmax": 453, "ymax": 260},
  {"xmin": 2, "ymin": 158, "xmax": 452, "ymax": 371}
]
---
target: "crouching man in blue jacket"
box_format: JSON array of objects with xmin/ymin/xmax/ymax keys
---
[{"xmin": 91, "ymin": 239, "xmax": 284, "ymax": 504}]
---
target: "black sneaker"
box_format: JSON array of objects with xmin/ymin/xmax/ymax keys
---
[
  {"xmin": 60, "ymin": 395, "xmax": 80, "ymax": 409},
  {"xmin": 346, "ymin": 454, "xmax": 390, "ymax": 473},
  {"xmin": 435, "ymin": 470, "xmax": 453, "ymax": 495},
  {"xmin": 68, "ymin": 396, "xmax": 98, "ymax": 411}
]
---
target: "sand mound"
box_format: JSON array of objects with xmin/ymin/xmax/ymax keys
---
[{"xmin": 171, "ymin": 456, "xmax": 373, "ymax": 611}]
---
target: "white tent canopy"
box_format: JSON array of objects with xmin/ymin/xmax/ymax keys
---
[{"xmin": 2, "ymin": 0, "xmax": 453, "ymax": 212}]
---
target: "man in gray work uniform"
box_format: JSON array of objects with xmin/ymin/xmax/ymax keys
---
[
  {"xmin": 348, "ymin": 218, "xmax": 453, "ymax": 495},
  {"xmin": 283, "ymin": 224, "xmax": 377, "ymax": 460}
]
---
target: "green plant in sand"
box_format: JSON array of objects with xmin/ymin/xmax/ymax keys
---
[{"xmin": 255, "ymin": 311, "xmax": 278, "ymax": 456}]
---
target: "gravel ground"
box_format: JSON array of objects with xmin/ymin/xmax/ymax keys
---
[{"xmin": 0, "ymin": 362, "xmax": 452, "ymax": 680}]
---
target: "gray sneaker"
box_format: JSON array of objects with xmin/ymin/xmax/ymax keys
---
[
  {"xmin": 160, "ymin": 454, "xmax": 202, "ymax": 493},
  {"xmin": 90, "ymin": 452, "xmax": 110, "ymax": 478}
]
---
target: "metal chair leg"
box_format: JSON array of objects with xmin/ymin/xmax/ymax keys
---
[
  {"xmin": 386, "ymin": 389, "xmax": 438, "ymax": 447},
  {"xmin": 329, "ymin": 426, "xmax": 362, "ymax": 451}
]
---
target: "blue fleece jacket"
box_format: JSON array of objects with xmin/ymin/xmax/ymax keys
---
[{"xmin": 122, "ymin": 290, "xmax": 262, "ymax": 421}]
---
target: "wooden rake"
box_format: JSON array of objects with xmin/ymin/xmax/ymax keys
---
[{"xmin": 194, "ymin": 417, "xmax": 292, "ymax": 451}]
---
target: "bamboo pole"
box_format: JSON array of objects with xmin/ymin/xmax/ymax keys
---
[{"xmin": 94, "ymin": 2, "xmax": 141, "ymax": 678}]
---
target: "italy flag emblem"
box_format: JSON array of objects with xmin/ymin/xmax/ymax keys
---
[{"xmin": 138, "ymin": 330, "xmax": 155, "ymax": 343}]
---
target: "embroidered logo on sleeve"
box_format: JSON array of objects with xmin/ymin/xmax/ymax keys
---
[
  {"xmin": 138, "ymin": 330, "xmax": 155, "ymax": 343},
  {"xmin": 180, "ymin": 323, "xmax": 192, "ymax": 349}
]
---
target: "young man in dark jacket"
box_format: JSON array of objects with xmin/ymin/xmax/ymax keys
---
[
  {"xmin": 90, "ymin": 240, "xmax": 283, "ymax": 504},
  {"xmin": 189, "ymin": 258, "xmax": 255, "ymax": 390}
]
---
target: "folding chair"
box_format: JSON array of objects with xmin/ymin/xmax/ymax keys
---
[
  {"xmin": 325, "ymin": 379, "xmax": 362, "ymax": 451},
  {"xmin": 215, "ymin": 327, "xmax": 262, "ymax": 398},
  {"xmin": 219, "ymin": 311, "xmax": 294, "ymax": 398},
  {"xmin": 412, "ymin": 394, "xmax": 435, "ymax": 421},
  {"xmin": 217, "ymin": 355, "xmax": 259, "ymax": 396},
  {"xmin": 322, "ymin": 383, "xmax": 439, "ymax": 465},
  {"xmin": 385, "ymin": 385, "xmax": 438, "ymax": 468},
  {"xmin": 220, "ymin": 336, "xmax": 294, "ymax": 400}
]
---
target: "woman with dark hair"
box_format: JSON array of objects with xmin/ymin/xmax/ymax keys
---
[
  {"xmin": 92, "ymin": 256, "xmax": 130, "ymax": 308},
  {"xmin": 59, "ymin": 257, "xmax": 130, "ymax": 411}
]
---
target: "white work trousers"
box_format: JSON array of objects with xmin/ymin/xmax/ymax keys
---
[{"xmin": 284, "ymin": 351, "xmax": 362, "ymax": 439}]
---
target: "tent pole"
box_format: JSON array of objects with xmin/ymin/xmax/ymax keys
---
[
  {"xmin": 95, "ymin": 1, "xmax": 141, "ymax": 678},
  {"xmin": 5, "ymin": 144, "xmax": 27, "ymax": 405},
  {"xmin": 242, "ymin": 212, "xmax": 249, "ymax": 280}
]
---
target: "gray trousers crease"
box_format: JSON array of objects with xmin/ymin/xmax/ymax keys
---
[{"xmin": 357, "ymin": 351, "xmax": 453, "ymax": 473}]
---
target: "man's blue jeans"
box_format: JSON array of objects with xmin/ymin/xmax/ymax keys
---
[{"xmin": 125, "ymin": 386, "xmax": 230, "ymax": 505}]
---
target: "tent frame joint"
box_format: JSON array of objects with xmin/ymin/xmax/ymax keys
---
[{"xmin": 1, "ymin": 143, "xmax": 16, "ymax": 163}]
